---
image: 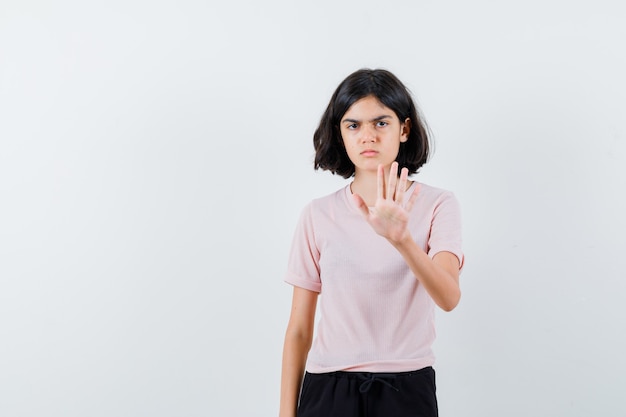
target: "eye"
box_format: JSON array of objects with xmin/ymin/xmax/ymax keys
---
[
  {"xmin": 346, "ymin": 123, "xmax": 358, "ymax": 130},
  {"xmin": 376, "ymin": 121, "xmax": 388, "ymax": 127}
]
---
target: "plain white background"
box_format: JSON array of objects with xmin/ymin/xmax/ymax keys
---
[{"xmin": 1, "ymin": 1, "xmax": 625, "ymax": 416}]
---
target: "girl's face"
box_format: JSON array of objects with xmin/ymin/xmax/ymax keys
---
[{"xmin": 340, "ymin": 95, "xmax": 410, "ymax": 176}]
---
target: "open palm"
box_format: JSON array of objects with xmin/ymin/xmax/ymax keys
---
[{"xmin": 352, "ymin": 162, "xmax": 420, "ymax": 244}]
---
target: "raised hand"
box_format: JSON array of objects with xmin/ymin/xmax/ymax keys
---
[{"xmin": 352, "ymin": 162, "xmax": 420, "ymax": 244}]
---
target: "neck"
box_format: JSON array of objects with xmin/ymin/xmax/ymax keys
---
[{"xmin": 349, "ymin": 171, "xmax": 378, "ymax": 207}]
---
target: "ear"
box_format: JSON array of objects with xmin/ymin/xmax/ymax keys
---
[{"xmin": 400, "ymin": 118, "xmax": 411, "ymax": 143}]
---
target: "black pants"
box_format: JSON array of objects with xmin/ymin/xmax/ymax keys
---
[{"xmin": 297, "ymin": 367, "xmax": 438, "ymax": 417}]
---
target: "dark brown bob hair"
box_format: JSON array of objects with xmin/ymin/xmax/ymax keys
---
[{"xmin": 313, "ymin": 68, "xmax": 431, "ymax": 179}]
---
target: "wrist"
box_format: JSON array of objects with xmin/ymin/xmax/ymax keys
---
[{"xmin": 388, "ymin": 232, "xmax": 415, "ymax": 250}]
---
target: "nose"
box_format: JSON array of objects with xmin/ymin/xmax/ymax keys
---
[{"xmin": 360, "ymin": 124, "xmax": 377, "ymax": 143}]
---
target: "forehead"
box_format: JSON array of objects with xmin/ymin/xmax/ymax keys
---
[{"xmin": 342, "ymin": 96, "xmax": 395, "ymax": 120}]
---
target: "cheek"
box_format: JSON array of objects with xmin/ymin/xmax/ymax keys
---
[
  {"xmin": 342, "ymin": 142, "xmax": 356, "ymax": 157},
  {"xmin": 340, "ymin": 132, "xmax": 353, "ymax": 148}
]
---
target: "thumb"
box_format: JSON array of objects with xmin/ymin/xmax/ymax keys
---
[{"xmin": 352, "ymin": 193, "xmax": 370, "ymax": 218}]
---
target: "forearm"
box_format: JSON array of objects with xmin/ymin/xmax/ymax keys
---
[
  {"xmin": 392, "ymin": 237, "xmax": 461, "ymax": 311},
  {"xmin": 279, "ymin": 331, "xmax": 312, "ymax": 417}
]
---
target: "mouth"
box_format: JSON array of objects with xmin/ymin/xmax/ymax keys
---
[{"xmin": 360, "ymin": 149, "xmax": 378, "ymax": 157}]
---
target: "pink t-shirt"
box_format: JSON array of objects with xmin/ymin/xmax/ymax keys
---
[{"xmin": 284, "ymin": 181, "xmax": 464, "ymax": 373}]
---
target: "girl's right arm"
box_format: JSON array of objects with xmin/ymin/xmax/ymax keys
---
[{"xmin": 279, "ymin": 286, "xmax": 318, "ymax": 417}]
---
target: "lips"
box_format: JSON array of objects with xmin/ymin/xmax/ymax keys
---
[{"xmin": 360, "ymin": 149, "xmax": 378, "ymax": 156}]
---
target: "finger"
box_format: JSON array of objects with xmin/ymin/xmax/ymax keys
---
[
  {"xmin": 352, "ymin": 193, "xmax": 371, "ymax": 218},
  {"xmin": 387, "ymin": 162, "xmax": 399, "ymax": 200},
  {"xmin": 395, "ymin": 167, "xmax": 409, "ymax": 203},
  {"xmin": 377, "ymin": 164, "xmax": 385, "ymax": 200},
  {"xmin": 405, "ymin": 183, "xmax": 421, "ymax": 212}
]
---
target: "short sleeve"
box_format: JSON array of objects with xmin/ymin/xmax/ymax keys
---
[
  {"xmin": 284, "ymin": 203, "xmax": 322, "ymax": 292},
  {"xmin": 427, "ymin": 192, "xmax": 464, "ymax": 270}
]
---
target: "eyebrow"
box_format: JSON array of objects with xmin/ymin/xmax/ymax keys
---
[{"xmin": 341, "ymin": 115, "xmax": 393, "ymax": 124}]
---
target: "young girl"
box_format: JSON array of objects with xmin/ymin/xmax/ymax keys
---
[{"xmin": 279, "ymin": 68, "xmax": 464, "ymax": 417}]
